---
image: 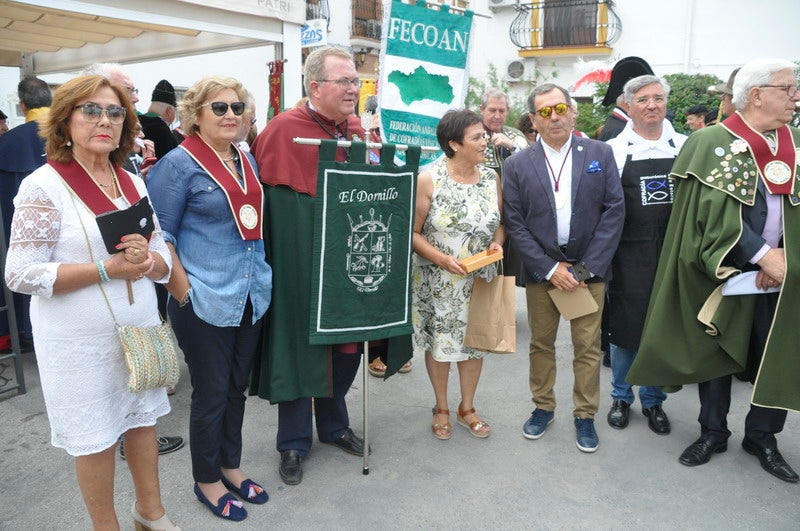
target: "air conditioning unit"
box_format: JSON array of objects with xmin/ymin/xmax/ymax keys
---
[
  {"xmin": 489, "ymin": 0, "xmax": 518, "ymax": 12},
  {"xmin": 504, "ymin": 59, "xmax": 527, "ymax": 82}
]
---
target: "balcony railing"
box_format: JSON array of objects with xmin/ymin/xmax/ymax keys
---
[
  {"xmin": 352, "ymin": 0, "xmax": 382, "ymax": 40},
  {"xmin": 510, "ymin": 0, "xmax": 621, "ymax": 52},
  {"xmin": 306, "ymin": 0, "xmax": 330, "ymax": 22}
]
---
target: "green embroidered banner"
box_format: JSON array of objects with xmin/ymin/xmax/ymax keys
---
[
  {"xmin": 379, "ymin": 0, "xmax": 474, "ymax": 164},
  {"xmin": 309, "ymin": 140, "xmax": 420, "ymax": 344}
]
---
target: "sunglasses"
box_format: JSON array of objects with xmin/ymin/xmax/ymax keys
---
[
  {"xmin": 534, "ymin": 103, "xmax": 569, "ymax": 118},
  {"xmin": 201, "ymin": 101, "xmax": 246, "ymax": 116},
  {"xmin": 74, "ymin": 103, "xmax": 127, "ymax": 124}
]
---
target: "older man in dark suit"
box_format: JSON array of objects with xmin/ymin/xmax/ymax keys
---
[{"xmin": 503, "ymin": 83, "xmax": 624, "ymax": 453}]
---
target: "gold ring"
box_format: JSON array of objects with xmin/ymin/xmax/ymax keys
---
[{"xmin": 133, "ymin": 248, "xmax": 140, "ymax": 256}]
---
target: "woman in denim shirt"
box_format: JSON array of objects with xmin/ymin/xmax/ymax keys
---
[{"xmin": 147, "ymin": 76, "xmax": 272, "ymax": 522}]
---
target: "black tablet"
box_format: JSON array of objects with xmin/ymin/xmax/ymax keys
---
[{"xmin": 95, "ymin": 196, "xmax": 155, "ymax": 254}]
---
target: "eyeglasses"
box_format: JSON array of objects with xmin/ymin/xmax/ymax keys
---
[
  {"xmin": 633, "ymin": 96, "xmax": 666, "ymax": 106},
  {"xmin": 74, "ymin": 103, "xmax": 127, "ymax": 124},
  {"xmin": 759, "ymin": 85, "xmax": 799, "ymax": 97},
  {"xmin": 318, "ymin": 78, "xmax": 362, "ymax": 89},
  {"xmin": 123, "ymin": 86, "xmax": 139, "ymax": 96},
  {"xmin": 533, "ymin": 103, "xmax": 569, "ymax": 118},
  {"xmin": 201, "ymin": 101, "xmax": 246, "ymax": 116}
]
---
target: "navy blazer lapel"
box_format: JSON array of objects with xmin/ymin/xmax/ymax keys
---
[
  {"xmin": 529, "ymin": 142, "xmax": 557, "ymax": 212},
  {"xmin": 570, "ymin": 137, "xmax": 588, "ymax": 203}
]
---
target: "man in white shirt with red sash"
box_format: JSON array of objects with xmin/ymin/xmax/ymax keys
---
[{"xmin": 629, "ymin": 57, "xmax": 800, "ymax": 483}]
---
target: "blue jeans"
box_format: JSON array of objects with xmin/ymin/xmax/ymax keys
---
[{"xmin": 610, "ymin": 343, "xmax": 666, "ymax": 408}]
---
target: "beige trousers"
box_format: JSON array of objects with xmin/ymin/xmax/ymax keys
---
[{"xmin": 525, "ymin": 281, "xmax": 606, "ymax": 419}]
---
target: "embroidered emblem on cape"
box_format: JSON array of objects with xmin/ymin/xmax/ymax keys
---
[
  {"xmin": 346, "ymin": 208, "xmax": 392, "ymax": 293},
  {"xmin": 640, "ymin": 174, "xmax": 674, "ymax": 206},
  {"xmin": 730, "ymin": 139, "xmax": 748, "ymax": 155}
]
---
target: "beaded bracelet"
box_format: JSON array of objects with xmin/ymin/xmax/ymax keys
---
[{"xmin": 96, "ymin": 260, "xmax": 110, "ymax": 283}]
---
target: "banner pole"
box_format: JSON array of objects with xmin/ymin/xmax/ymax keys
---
[
  {"xmin": 292, "ymin": 137, "xmax": 440, "ymax": 152},
  {"xmin": 362, "ymin": 341, "xmax": 370, "ymax": 475}
]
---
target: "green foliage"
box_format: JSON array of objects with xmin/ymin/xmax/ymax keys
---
[
  {"xmin": 575, "ymin": 81, "xmax": 611, "ymax": 138},
  {"xmin": 466, "ymin": 62, "xmax": 557, "ymax": 128},
  {"xmin": 663, "ymin": 73, "xmax": 723, "ymax": 134}
]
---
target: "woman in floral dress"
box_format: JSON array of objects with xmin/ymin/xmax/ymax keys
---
[{"xmin": 413, "ymin": 109, "xmax": 505, "ymax": 440}]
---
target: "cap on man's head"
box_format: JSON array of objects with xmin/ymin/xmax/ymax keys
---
[
  {"xmin": 0, "ymin": 110, "xmax": 7, "ymax": 120},
  {"xmin": 686, "ymin": 104, "xmax": 709, "ymax": 116},
  {"xmin": 602, "ymin": 56, "xmax": 654, "ymax": 107},
  {"xmin": 152, "ymin": 79, "xmax": 177, "ymax": 107},
  {"xmin": 708, "ymin": 67, "xmax": 741, "ymax": 96}
]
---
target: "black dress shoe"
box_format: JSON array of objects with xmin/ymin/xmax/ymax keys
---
[
  {"xmin": 279, "ymin": 450, "xmax": 303, "ymax": 485},
  {"xmin": 742, "ymin": 437, "xmax": 799, "ymax": 483},
  {"xmin": 642, "ymin": 404, "xmax": 671, "ymax": 435},
  {"xmin": 678, "ymin": 435, "xmax": 727, "ymax": 466},
  {"xmin": 607, "ymin": 399, "xmax": 630, "ymax": 429},
  {"xmin": 323, "ymin": 428, "xmax": 370, "ymax": 456}
]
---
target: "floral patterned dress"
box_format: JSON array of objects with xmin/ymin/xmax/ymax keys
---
[{"xmin": 412, "ymin": 160, "xmax": 501, "ymax": 362}]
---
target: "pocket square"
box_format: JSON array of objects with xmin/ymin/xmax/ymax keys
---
[{"xmin": 587, "ymin": 160, "xmax": 602, "ymax": 173}]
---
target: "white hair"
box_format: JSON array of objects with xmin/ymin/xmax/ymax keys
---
[{"xmin": 732, "ymin": 57, "xmax": 797, "ymax": 111}]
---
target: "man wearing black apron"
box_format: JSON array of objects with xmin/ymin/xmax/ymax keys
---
[{"xmin": 605, "ymin": 75, "xmax": 686, "ymax": 434}]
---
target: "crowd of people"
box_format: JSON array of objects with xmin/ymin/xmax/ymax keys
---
[{"xmin": 2, "ymin": 47, "xmax": 799, "ymax": 529}]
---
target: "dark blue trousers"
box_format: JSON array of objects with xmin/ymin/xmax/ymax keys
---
[
  {"xmin": 169, "ymin": 298, "xmax": 262, "ymax": 483},
  {"xmin": 698, "ymin": 292, "xmax": 787, "ymax": 446},
  {"xmin": 276, "ymin": 350, "xmax": 361, "ymax": 455}
]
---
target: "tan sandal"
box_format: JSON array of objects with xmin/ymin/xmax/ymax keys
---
[
  {"xmin": 368, "ymin": 358, "xmax": 387, "ymax": 377},
  {"xmin": 398, "ymin": 360, "xmax": 413, "ymax": 373},
  {"xmin": 457, "ymin": 405, "xmax": 491, "ymax": 438},
  {"xmin": 431, "ymin": 407, "xmax": 452, "ymax": 440}
]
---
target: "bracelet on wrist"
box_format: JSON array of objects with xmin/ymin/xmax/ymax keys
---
[
  {"xmin": 96, "ymin": 260, "xmax": 110, "ymax": 283},
  {"xmin": 178, "ymin": 288, "xmax": 191, "ymax": 307}
]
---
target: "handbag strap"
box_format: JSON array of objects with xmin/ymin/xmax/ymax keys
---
[{"xmin": 67, "ymin": 188, "xmax": 121, "ymax": 325}]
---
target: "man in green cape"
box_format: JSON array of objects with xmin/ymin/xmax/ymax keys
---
[{"xmin": 629, "ymin": 57, "xmax": 800, "ymax": 483}]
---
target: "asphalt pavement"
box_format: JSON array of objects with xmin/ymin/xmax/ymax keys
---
[{"xmin": 1, "ymin": 286, "xmax": 798, "ymax": 530}]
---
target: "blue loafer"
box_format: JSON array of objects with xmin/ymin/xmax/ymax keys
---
[
  {"xmin": 221, "ymin": 476, "xmax": 269, "ymax": 504},
  {"xmin": 194, "ymin": 483, "xmax": 247, "ymax": 521}
]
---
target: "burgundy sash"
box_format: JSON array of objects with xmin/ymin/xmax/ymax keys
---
[
  {"xmin": 180, "ymin": 135, "xmax": 264, "ymax": 240},
  {"xmin": 721, "ymin": 112, "xmax": 797, "ymax": 195},
  {"xmin": 49, "ymin": 159, "xmax": 141, "ymax": 215}
]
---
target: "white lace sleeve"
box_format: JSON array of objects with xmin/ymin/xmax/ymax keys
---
[{"xmin": 4, "ymin": 180, "xmax": 61, "ymax": 297}]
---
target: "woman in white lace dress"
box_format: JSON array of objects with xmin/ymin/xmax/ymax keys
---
[
  {"xmin": 4, "ymin": 75, "xmax": 180, "ymax": 530},
  {"xmin": 412, "ymin": 110, "xmax": 505, "ymax": 441}
]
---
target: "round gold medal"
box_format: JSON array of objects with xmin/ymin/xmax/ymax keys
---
[
  {"xmin": 239, "ymin": 204, "xmax": 258, "ymax": 229},
  {"xmin": 764, "ymin": 160, "xmax": 792, "ymax": 185}
]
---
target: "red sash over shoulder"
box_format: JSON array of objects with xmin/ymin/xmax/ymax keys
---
[
  {"xmin": 721, "ymin": 111, "xmax": 797, "ymax": 195},
  {"xmin": 49, "ymin": 159, "xmax": 140, "ymax": 215},
  {"xmin": 180, "ymin": 135, "xmax": 264, "ymax": 240}
]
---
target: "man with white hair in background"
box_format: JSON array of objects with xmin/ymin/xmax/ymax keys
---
[{"xmin": 629, "ymin": 58, "xmax": 800, "ymax": 483}]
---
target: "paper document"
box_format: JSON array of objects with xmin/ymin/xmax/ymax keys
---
[
  {"xmin": 548, "ymin": 286, "xmax": 599, "ymax": 320},
  {"xmin": 721, "ymin": 271, "xmax": 781, "ymax": 296}
]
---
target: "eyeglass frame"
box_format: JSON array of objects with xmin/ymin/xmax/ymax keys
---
[
  {"xmin": 533, "ymin": 102, "xmax": 570, "ymax": 119},
  {"xmin": 316, "ymin": 78, "xmax": 363, "ymax": 89},
  {"xmin": 201, "ymin": 101, "xmax": 247, "ymax": 116},
  {"xmin": 73, "ymin": 103, "xmax": 127, "ymax": 124},
  {"xmin": 758, "ymin": 84, "xmax": 800, "ymax": 98},
  {"xmin": 632, "ymin": 95, "xmax": 667, "ymax": 106}
]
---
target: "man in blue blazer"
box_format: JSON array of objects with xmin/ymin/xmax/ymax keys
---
[{"xmin": 503, "ymin": 83, "xmax": 624, "ymax": 453}]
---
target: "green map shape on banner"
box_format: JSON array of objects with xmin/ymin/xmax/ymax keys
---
[
  {"xmin": 309, "ymin": 164, "xmax": 417, "ymax": 345},
  {"xmin": 388, "ymin": 66, "xmax": 454, "ymax": 105}
]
